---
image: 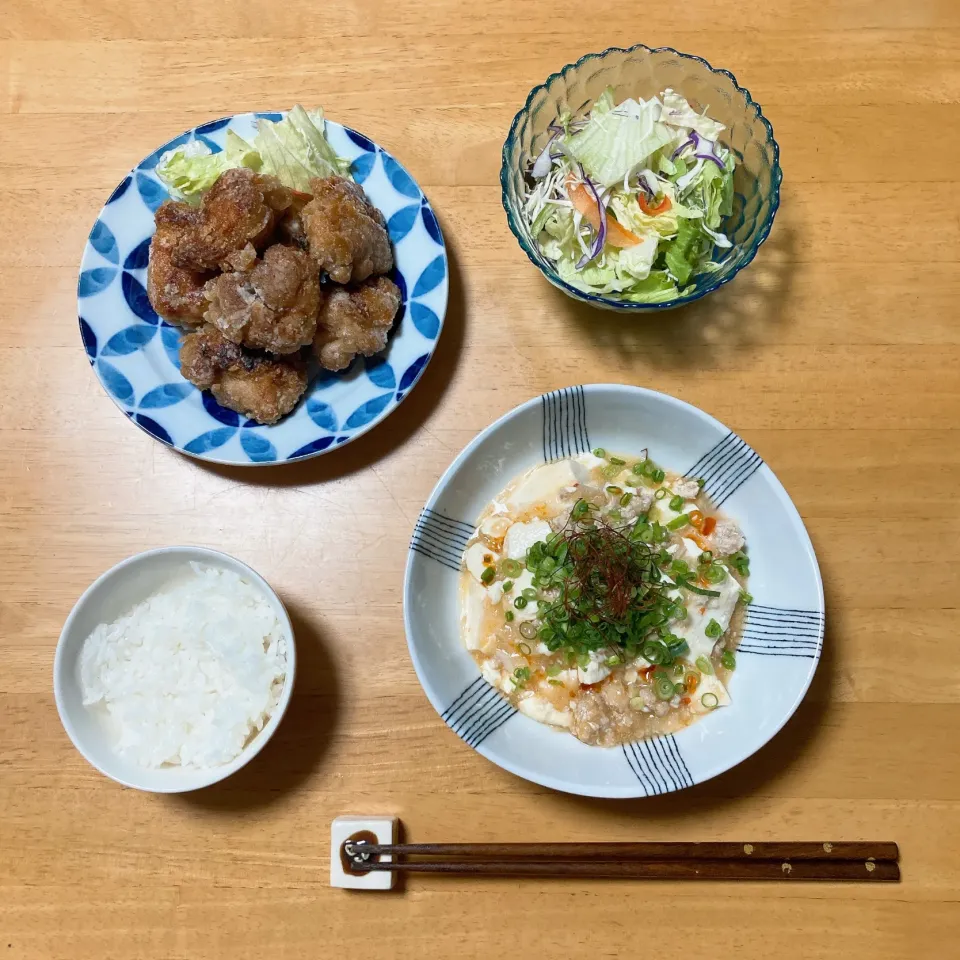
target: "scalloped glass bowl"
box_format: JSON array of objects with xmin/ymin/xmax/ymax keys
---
[{"xmin": 501, "ymin": 44, "xmax": 782, "ymax": 311}]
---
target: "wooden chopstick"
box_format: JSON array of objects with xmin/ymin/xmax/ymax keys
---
[
  {"xmin": 352, "ymin": 859, "xmax": 900, "ymax": 881},
  {"xmin": 349, "ymin": 841, "xmax": 899, "ymax": 862},
  {"xmin": 342, "ymin": 840, "xmax": 900, "ymax": 882}
]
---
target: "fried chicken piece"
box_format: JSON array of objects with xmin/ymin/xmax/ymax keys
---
[
  {"xmin": 147, "ymin": 201, "xmax": 211, "ymax": 326},
  {"xmin": 204, "ymin": 245, "xmax": 321, "ymax": 355},
  {"xmin": 171, "ymin": 168, "xmax": 293, "ymax": 273},
  {"xmin": 301, "ymin": 176, "xmax": 393, "ymax": 284},
  {"xmin": 312, "ymin": 276, "xmax": 401, "ymax": 372},
  {"xmin": 275, "ymin": 191, "xmax": 312, "ymax": 250},
  {"xmin": 179, "ymin": 325, "xmax": 308, "ymax": 425}
]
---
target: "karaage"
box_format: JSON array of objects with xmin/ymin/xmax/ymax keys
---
[{"xmin": 179, "ymin": 325, "xmax": 308, "ymax": 425}]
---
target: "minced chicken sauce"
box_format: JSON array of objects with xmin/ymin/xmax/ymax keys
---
[{"xmin": 458, "ymin": 450, "xmax": 750, "ymax": 747}]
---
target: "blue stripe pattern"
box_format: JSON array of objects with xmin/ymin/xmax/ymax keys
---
[
  {"xmin": 621, "ymin": 734, "xmax": 694, "ymax": 795},
  {"xmin": 541, "ymin": 386, "xmax": 590, "ymax": 462},
  {"xmin": 410, "ymin": 507, "xmax": 473, "ymax": 572},
  {"xmin": 684, "ymin": 432, "xmax": 762, "ymax": 507},
  {"xmin": 737, "ymin": 604, "xmax": 824, "ymax": 659},
  {"xmin": 442, "ymin": 677, "xmax": 516, "ymax": 748}
]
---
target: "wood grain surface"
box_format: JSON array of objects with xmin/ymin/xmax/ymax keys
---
[{"xmin": 1, "ymin": 2, "xmax": 958, "ymax": 957}]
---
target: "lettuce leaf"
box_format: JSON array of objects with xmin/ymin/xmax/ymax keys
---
[
  {"xmin": 257, "ymin": 106, "xmax": 351, "ymax": 190},
  {"xmin": 622, "ymin": 271, "xmax": 681, "ymax": 303},
  {"xmin": 660, "ymin": 89, "xmax": 726, "ymax": 140},
  {"xmin": 156, "ymin": 105, "xmax": 351, "ymax": 201},
  {"xmin": 566, "ymin": 98, "xmax": 674, "ymax": 187},
  {"xmin": 156, "ymin": 131, "xmax": 260, "ymax": 203},
  {"xmin": 661, "ymin": 218, "xmax": 706, "ymax": 286}
]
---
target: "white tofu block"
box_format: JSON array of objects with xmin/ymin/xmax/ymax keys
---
[{"xmin": 330, "ymin": 816, "xmax": 399, "ymax": 890}]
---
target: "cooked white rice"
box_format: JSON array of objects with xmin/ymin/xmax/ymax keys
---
[{"xmin": 79, "ymin": 562, "xmax": 288, "ymax": 769}]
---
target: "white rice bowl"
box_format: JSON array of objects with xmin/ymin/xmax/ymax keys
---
[{"xmin": 54, "ymin": 547, "xmax": 296, "ymax": 793}]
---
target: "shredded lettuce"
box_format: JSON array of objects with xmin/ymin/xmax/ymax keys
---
[{"xmin": 156, "ymin": 105, "xmax": 351, "ymax": 201}]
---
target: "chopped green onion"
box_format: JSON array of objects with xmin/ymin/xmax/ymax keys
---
[
  {"xmin": 609, "ymin": 456, "xmax": 626, "ymax": 466},
  {"xmin": 673, "ymin": 664, "xmax": 684, "ymax": 678},
  {"xmin": 696, "ymin": 655, "xmax": 714, "ymax": 675},
  {"xmin": 602, "ymin": 464, "xmax": 622, "ymax": 479},
  {"xmin": 517, "ymin": 640, "xmax": 532, "ymax": 654},
  {"xmin": 676, "ymin": 577, "xmax": 721, "ymax": 598},
  {"xmin": 592, "ymin": 447, "xmax": 607, "ymax": 459},
  {"xmin": 669, "ymin": 494, "xmax": 685, "ymax": 512},
  {"xmin": 729, "ymin": 550, "xmax": 750, "ymax": 576},
  {"xmin": 705, "ymin": 618, "xmax": 723, "ymax": 639},
  {"xmin": 546, "ymin": 664, "xmax": 563, "ymax": 677},
  {"xmin": 699, "ymin": 551, "xmax": 713, "ymax": 565},
  {"xmin": 696, "ymin": 477, "xmax": 706, "ymax": 488},
  {"xmin": 503, "ymin": 580, "xmax": 514, "ymax": 592},
  {"xmin": 629, "ymin": 696, "xmax": 646, "ymax": 710},
  {"xmin": 721, "ymin": 650, "xmax": 736, "ymax": 670},
  {"xmin": 605, "ymin": 654, "xmax": 622, "ymax": 667},
  {"xmin": 641, "ymin": 461, "xmax": 657, "ymax": 477},
  {"xmin": 654, "ymin": 676, "xmax": 675, "ymax": 700},
  {"xmin": 501, "ymin": 558, "xmax": 523, "ymax": 578},
  {"xmin": 521, "ymin": 587, "xmax": 537, "ymax": 600},
  {"xmin": 619, "ymin": 492, "xmax": 633, "ymax": 507},
  {"xmin": 667, "ymin": 514, "xmax": 691, "ymax": 531},
  {"xmin": 480, "ymin": 566, "xmax": 496, "ymax": 584},
  {"xmin": 642, "ymin": 639, "xmax": 667, "ymax": 664},
  {"xmin": 539, "ymin": 557, "xmax": 557, "ymax": 575},
  {"xmin": 701, "ymin": 692, "xmax": 719, "ymax": 709},
  {"xmin": 505, "ymin": 611, "xmax": 515, "ymax": 622},
  {"xmin": 519, "ymin": 622, "xmax": 538, "ymax": 641},
  {"xmin": 514, "ymin": 596, "xmax": 528, "ymax": 610},
  {"xmin": 511, "ymin": 666, "xmax": 531, "ymax": 688},
  {"xmin": 654, "ymin": 488, "xmax": 667, "ymax": 501},
  {"xmin": 607, "ymin": 509, "xmax": 622, "ymax": 522},
  {"xmin": 571, "ymin": 499, "xmax": 590, "ymax": 521},
  {"xmin": 666, "ymin": 638, "xmax": 690, "ymax": 660},
  {"xmin": 652, "ymin": 468, "xmax": 665, "ymax": 483},
  {"xmin": 674, "ymin": 682, "xmax": 686, "ymax": 695},
  {"xmin": 653, "ymin": 523, "xmax": 669, "ymax": 542},
  {"xmin": 670, "ymin": 558, "xmax": 690, "ymax": 577},
  {"xmin": 739, "ymin": 590, "xmax": 753, "ymax": 604},
  {"xmin": 606, "ymin": 485, "xmax": 623, "ymax": 496},
  {"xmin": 704, "ymin": 563, "xmax": 727, "ymax": 583},
  {"xmin": 548, "ymin": 679, "xmax": 564, "ymax": 687}
]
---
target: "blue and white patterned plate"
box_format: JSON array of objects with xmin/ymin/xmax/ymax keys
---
[
  {"xmin": 77, "ymin": 112, "xmax": 448, "ymax": 465},
  {"xmin": 404, "ymin": 384, "xmax": 824, "ymax": 798}
]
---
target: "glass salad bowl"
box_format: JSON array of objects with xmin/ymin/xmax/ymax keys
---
[{"xmin": 500, "ymin": 44, "xmax": 782, "ymax": 311}]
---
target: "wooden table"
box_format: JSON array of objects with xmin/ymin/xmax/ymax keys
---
[{"xmin": 2, "ymin": 2, "xmax": 958, "ymax": 957}]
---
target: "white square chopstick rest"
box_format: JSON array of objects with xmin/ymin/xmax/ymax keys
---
[{"xmin": 330, "ymin": 816, "xmax": 399, "ymax": 890}]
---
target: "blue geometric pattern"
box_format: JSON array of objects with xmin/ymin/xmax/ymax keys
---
[
  {"xmin": 621, "ymin": 735, "xmax": 694, "ymax": 795},
  {"xmin": 738, "ymin": 605, "xmax": 824, "ymax": 659},
  {"xmin": 78, "ymin": 111, "xmax": 448, "ymax": 464},
  {"xmin": 684, "ymin": 432, "xmax": 763, "ymax": 507},
  {"xmin": 442, "ymin": 678, "xmax": 517, "ymax": 750},
  {"xmin": 410, "ymin": 508, "xmax": 473, "ymax": 572},
  {"xmin": 541, "ymin": 385, "xmax": 590, "ymax": 461}
]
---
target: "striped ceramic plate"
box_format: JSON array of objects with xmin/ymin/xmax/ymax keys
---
[{"xmin": 403, "ymin": 384, "xmax": 823, "ymax": 798}]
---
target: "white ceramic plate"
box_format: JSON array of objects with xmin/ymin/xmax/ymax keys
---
[{"xmin": 403, "ymin": 384, "xmax": 824, "ymax": 798}]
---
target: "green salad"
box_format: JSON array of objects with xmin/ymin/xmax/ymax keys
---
[{"xmin": 521, "ymin": 88, "xmax": 736, "ymax": 303}]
